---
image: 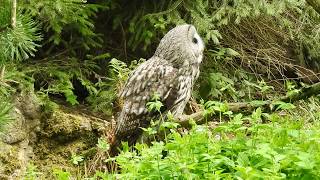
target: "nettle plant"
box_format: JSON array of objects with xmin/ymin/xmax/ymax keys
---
[{"xmin": 95, "ymin": 99, "xmax": 320, "ymax": 179}]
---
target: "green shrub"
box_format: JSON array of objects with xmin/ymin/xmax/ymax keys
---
[{"xmin": 106, "ymin": 106, "xmax": 320, "ymax": 179}]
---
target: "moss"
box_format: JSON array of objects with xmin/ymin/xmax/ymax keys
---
[
  {"xmin": 28, "ymin": 106, "xmax": 107, "ymax": 178},
  {"xmin": 31, "ymin": 136, "xmax": 100, "ymax": 178},
  {"xmin": 0, "ymin": 103, "xmax": 110, "ymax": 179},
  {"xmin": 42, "ymin": 111, "xmax": 84, "ymax": 135},
  {"xmin": 0, "ymin": 142, "xmax": 21, "ymax": 176}
]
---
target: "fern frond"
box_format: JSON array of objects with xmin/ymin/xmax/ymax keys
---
[{"xmin": 21, "ymin": 0, "xmax": 102, "ymax": 49}]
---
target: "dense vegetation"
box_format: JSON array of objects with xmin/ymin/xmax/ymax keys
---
[{"xmin": 1, "ymin": 0, "xmax": 320, "ymax": 179}]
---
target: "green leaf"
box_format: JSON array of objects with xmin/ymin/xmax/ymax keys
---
[
  {"xmin": 232, "ymin": 113, "xmax": 243, "ymax": 125},
  {"xmin": 53, "ymin": 169, "xmax": 72, "ymax": 180},
  {"xmin": 141, "ymin": 127, "xmax": 157, "ymax": 135},
  {"xmin": 250, "ymin": 100, "xmax": 269, "ymax": 107},
  {"xmin": 226, "ymin": 48, "xmax": 240, "ymax": 57},
  {"xmin": 71, "ymin": 154, "xmax": 84, "ymax": 165},
  {"xmin": 251, "ymin": 107, "xmax": 262, "ymax": 122},
  {"xmin": 273, "ymin": 101, "xmax": 296, "ymax": 111},
  {"xmin": 97, "ymin": 138, "xmax": 110, "ymax": 152},
  {"xmin": 65, "ymin": 91, "xmax": 79, "ymax": 105}
]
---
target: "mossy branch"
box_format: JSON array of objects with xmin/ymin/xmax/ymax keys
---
[
  {"xmin": 281, "ymin": 82, "xmax": 320, "ymax": 102},
  {"xmin": 176, "ymin": 103, "xmax": 259, "ymax": 126},
  {"xmin": 177, "ymin": 82, "xmax": 320, "ymax": 126}
]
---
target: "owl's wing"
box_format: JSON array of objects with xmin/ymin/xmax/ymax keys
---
[{"xmin": 115, "ymin": 56, "xmax": 178, "ymax": 141}]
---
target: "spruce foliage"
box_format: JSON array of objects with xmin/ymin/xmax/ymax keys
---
[{"xmin": 0, "ymin": 0, "xmax": 320, "ymax": 178}]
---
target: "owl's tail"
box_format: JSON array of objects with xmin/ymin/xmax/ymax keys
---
[
  {"xmin": 108, "ymin": 133, "xmax": 120, "ymax": 157},
  {"xmin": 108, "ymin": 128, "xmax": 143, "ymax": 157}
]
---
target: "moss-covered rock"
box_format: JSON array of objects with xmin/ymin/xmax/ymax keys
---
[
  {"xmin": 0, "ymin": 88, "xmax": 112, "ymax": 179},
  {"xmin": 0, "ymin": 90, "xmax": 41, "ymax": 178},
  {"xmin": 30, "ymin": 105, "xmax": 111, "ymax": 179}
]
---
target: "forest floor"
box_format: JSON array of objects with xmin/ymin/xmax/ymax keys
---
[{"xmin": 0, "ymin": 95, "xmax": 114, "ymax": 179}]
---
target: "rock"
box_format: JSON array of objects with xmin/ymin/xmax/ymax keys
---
[
  {"xmin": 0, "ymin": 90, "xmax": 41, "ymax": 178},
  {"xmin": 0, "ymin": 89, "xmax": 112, "ymax": 179}
]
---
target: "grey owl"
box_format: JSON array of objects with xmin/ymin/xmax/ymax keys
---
[{"xmin": 113, "ymin": 24, "xmax": 204, "ymax": 148}]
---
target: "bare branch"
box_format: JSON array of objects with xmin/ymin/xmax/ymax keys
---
[
  {"xmin": 11, "ymin": 0, "xmax": 17, "ymax": 28},
  {"xmin": 176, "ymin": 82, "xmax": 320, "ymax": 127},
  {"xmin": 0, "ymin": 66, "xmax": 5, "ymax": 81}
]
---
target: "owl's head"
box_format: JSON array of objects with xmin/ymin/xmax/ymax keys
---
[{"xmin": 154, "ymin": 24, "xmax": 204, "ymax": 67}]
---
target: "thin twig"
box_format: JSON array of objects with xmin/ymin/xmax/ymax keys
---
[
  {"xmin": 120, "ymin": 22, "xmax": 127, "ymax": 61},
  {"xmin": 144, "ymin": 0, "xmax": 183, "ymax": 17},
  {"xmin": 0, "ymin": 65, "xmax": 5, "ymax": 81},
  {"xmin": 11, "ymin": 0, "xmax": 17, "ymax": 28}
]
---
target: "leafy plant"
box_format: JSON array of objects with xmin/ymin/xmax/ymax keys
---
[
  {"xmin": 101, "ymin": 106, "xmax": 320, "ymax": 179},
  {"xmin": 273, "ymin": 101, "xmax": 296, "ymax": 111},
  {"xmin": 0, "ymin": 12, "xmax": 42, "ymax": 63},
  {"xmin": 97, "ymin": 138, "xmax": 110, "ymax": 152},
  {"xmin": 21, "ymin": 0, "xmax": 102, "ymax": 50},
  {"xmin": 53, "ymin": 169, "xmax": 72, "ymax": 180},
  {"xmin": 0, "ymin": 99, "xmax": 13, "ymax": 132},
  {"xmin": 24, "ymin": 164, "xmax": 42, "ymax": 180},
  {"xmin": 146, "ymin": 93, "xmax": 164, "ymax": 113},
  {"xmin": 71, "ymin": 154, "xmax": 84, "ymax": 165}
]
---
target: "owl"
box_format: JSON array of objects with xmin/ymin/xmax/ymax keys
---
[{"xmin": 113, "ymin": 24, "xmax": 204, "ymax": 149}]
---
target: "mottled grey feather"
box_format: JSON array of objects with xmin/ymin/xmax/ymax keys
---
[{"xmin": 114, "ymin": 24, "xmax": 204, "ymax": 146}]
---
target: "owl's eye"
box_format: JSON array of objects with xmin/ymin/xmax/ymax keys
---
[{"xmin": 192, "ymin": 37, "xmax": 198, "ymax": 44}]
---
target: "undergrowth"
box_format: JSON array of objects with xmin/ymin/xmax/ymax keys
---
[
  {"xmin": 111, "ymin": 111, "xmax": 320, "ymax": 179},
  {"xmin": 40, "ymin": 97, "xmax": 320, "ymax": 179},
  {"xmin": 1, "ymin": 0, "xmax": 320, "ymax": 179},
  {"xmin": 100, "ymin": 97, "xmax": 320, "ymax": 179}
]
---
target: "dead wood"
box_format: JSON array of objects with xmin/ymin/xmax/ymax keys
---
[{"xmin": 176, "ymin": 82, "xmax": 320, "ymax": 126}]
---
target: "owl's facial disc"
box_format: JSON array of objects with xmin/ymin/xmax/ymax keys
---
[{"xmin": 188, "ymin": 26, "xmax": 204, "ymax": 63}]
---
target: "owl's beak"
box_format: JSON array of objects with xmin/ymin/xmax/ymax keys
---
[{"xmin": 188, "ymin": 24, "xmax": 192, "ymax": 32}]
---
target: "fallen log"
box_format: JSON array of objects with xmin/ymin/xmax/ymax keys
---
[
  {"xmin": 177, "ymin": 82, "xmax": 320, "ymax": 126},
  {"xmin": 281, "ymin": 81, "xmax": 320, "ymax": 102},
  {"xmin": 176, "ymin": 102, "xmax": 261, "ymax": 126}
]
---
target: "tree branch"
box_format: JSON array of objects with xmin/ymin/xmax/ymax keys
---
[
  {"xmin": 11, "ymin": 0, "xmax": 17, "ymax": 28},
  {"xmin": 0, "ymin": 65, "xmax": 5, "ymax": 81},
  {"xmin": 176, "ymin": 82, "xmax": 320, "ymax": 126},
  {"xmin": 176, "ymin": 102, "xmax": 258, "ymax": 126},
  {"xmin": 306, "ymin": 0, "xmax": 320, "ymax": 14},
  {"xmin": 281, "ymin": 81, "xmax": 320, "ymax": 102}
]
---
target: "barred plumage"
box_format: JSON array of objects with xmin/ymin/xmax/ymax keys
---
[{"xmin": 114, "ymin": 24, "xmax": 204, "ymax": 148}]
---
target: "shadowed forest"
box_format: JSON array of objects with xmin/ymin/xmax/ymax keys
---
[{"xmin": 1, "ymin": 0, "xmax": 320, "ymax": 179}]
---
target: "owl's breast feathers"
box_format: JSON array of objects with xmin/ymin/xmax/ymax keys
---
[{"xmin": 113, "ymin": 56, "xmax": 200, "ymax": 147}]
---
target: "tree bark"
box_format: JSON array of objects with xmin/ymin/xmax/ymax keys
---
[
  {"xmin": 281, "ymin": 81, "xmax": 320, "ymax": 102},
  {"xmin": 176, "ymin": 82, "xmax": 320, "ymax": 126},
  {"xmin": 11, "ymin": 0, "xmax": 17, "ymax": 28},
  {"xmin": 176, "ymin": 102, "xmax": 260, "ymax": 126}
]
